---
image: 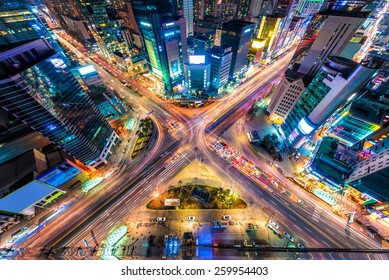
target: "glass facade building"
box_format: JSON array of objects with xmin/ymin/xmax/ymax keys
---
[
  {"xmin": 131, "ymin": 0, "xmax": 187, "ymax": 94},
  {"xmin": 283, "ymin": 56, "xmax": 379, "ymax": 149},
  {"xmin": 0, "ymin": 39, "xmax": 116, "ymax": 168},
  {"xmin": 220, "ymin": 20, "xmax": 255, "ymax": 80},
  {"xmin": 205, "ymin": 45, "xmax": 232, "ymax": 94}
]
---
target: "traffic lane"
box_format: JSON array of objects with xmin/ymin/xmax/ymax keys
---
[
  {"xmin": 202, "ymin": 153, "xmax": 376, "ymax": 250},
  {"xmin": 223, "ymin": 114, "xmax": 381, "ymax": 249},
  {"xmin": 68, "ymin": 150, "xmax": 197, "ymax": 248},
  {"xmin": 22, "ymin": 137, "xmax": 181, "ymax": 249}
]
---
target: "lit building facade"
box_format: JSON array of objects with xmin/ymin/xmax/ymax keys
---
[
  {"xmin": 184, "ymin": 55, "xmax": 211, "ymax": 93},
  {"xmin": 296, "ymin": 0, "xmax": 324, "ymax": 17},
  {"xmin": 267, "ymin": 69, "xmax": 310, "ymax": 125},
  {"xmin": 220, "ymin": 20, "xmax": 255, "ymax": 80},
  {"xmin": 0, "ymin": 39, "xmax": 117, "ymax": 168},
  {"xmin": 347, "ymin": 147, "xmax": 389, "ymax": 203},
  {"xmin": 282, "ymin": 56, "xmax": 379, "ymax": 149},
  {"xmin": 256, "ymin": 15, "xmax": 282, "ymax": 64},
  {"xmin": 81, "ymin": 0, "xmax": 129, "ymax": 57},
  {"xmin": 131, "ymin": 0, "xmax": 188, "ymax": 94},
  {"xmin": 327, "ymin": 84, "xmax": 389, "ymax": 146},
  {"xmin": 205, "ymin": 45, "xmax": 232, "ymax": 94}
]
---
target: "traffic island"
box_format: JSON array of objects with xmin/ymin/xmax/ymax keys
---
[
  {"xmin": 146, "ymin": 184, "xmax": 247, "ymax": 210},
  {"xmin": 131, "ymin": 117, "xmax": 153, "ymax": 158}
]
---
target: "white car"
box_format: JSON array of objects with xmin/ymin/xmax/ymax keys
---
[
  {"xmin": 156, "ymin": 217, "xmax": 166, "ymax": 222},
  {"xmin": 283, "ymin": 231, "xmax": 294, "ymax": 242},
  {"xmin": 271, "ymin": 180, "xmax": 278, "ymax": 186},
  {"xmin": 222, "ymin": 215, "xmax": 232, "ymax": 220},
  {"xmin": 269, "ymin": 220, "xmax": 279, "ymax": 230},
  {"xmin": 187, "ymin": 216, "xmax": 196, "ymax": 222}
]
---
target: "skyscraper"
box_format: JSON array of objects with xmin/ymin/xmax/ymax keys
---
[
  {"xmin": 205, "ymin": 45, "xmax": 232, "ymax": 94},
  {"xmin": 181, "ymin": 0, "xmax": 194, "ymax": 36},
  {"xmin": 131, "ymin": 0, "xmax": 187, "ymax": 94},
  {"xmin": 80, "ymin": 0, "xmax": 129, "ymax": 57},
  {"xmin": 327, "ymin": 83, "xmax": 389, "ymax": 147},
  {"xmin": 184, "ymin": 55, "xmax": 211, "ymax": 93},
  {"xmin": 0, "ymin": 39, "xmax": 117, "ymax": 168},
  {"xmin": 0, "ymin": 0, "xmax": 47, "ymax": 49},
  {"xmin": 220, "ymin": 20, "xmax": 255, "ymax": 80},
  {"xmin": 282, "ymin": 56, "xmax": 379, "ymax": 149}
]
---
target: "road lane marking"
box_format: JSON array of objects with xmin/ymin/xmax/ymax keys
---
[
  {"xmin": 311, "ymin": 238, "xmax": 320, "ymax": 245},
  {"xmin": 323, "ymin": 240, "xmax": 330, "ymax": 247},
  {"xmin": 305, "ymin": 227, "xmax": 312, "ymax": 233},
  {"xmin": 288, "ymin": 214, "xmax": 296, "ymax": 221},
  {"xmin": 270, "ymin": 200, "xmax": 277, "ymax": 205}
]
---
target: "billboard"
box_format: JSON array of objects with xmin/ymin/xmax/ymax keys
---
[
  {"xmin": 189, "ymin": 55, "xmax": 205, "ymax": 64},
  {"xmin": 78, "ymin": 65, "xmax": 97, "ymax": 76},
  {"xmin": 37, "ymin": 162, "xmax": 81, "ymax": 188}
]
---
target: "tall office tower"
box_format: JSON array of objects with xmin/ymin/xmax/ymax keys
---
[
  {"xmin": 187, "ymin": 35, "xmax": 213, "ymax": 55},
  {"xmin": 327, "ymin": 83, "xmax": 389, "ymax": 147},
  {"xmin": 259, "ymin": 0, "xmax": 278, "ymax": 15},
  {"xmin": 205, "ymin": 0, "xmax": 217, "ymax": 17},
  {"xmin": 320, "ymin": 0, "xmax": 380, "ymax": 15},
  {"xmin": 0, "ymin": 39, "xmax": 117, "ymax": 169},
  {"xmin": 181, "ymin": 0, "xmax": 194, "ymax": 36},
  {"xmin": 346, "ymin": 147, "xmax": 389, "ymax": 203},
  {"xmin": 249, "ymin": 0, "xmax": 263, "ymax": 18},
  {"xmin": 271, "ymin": 0, "xmax": 299, "ymax": 56},
  {"xmin": 45, "ymin": 0, "xmax": 83, "ymax": 26},
  {"xmin": 220, "ymin": 20, "xmax": 255, "ymax": 80},
  {"xmin": 184, "ymin": 55, "xmax": 211, "ymax": 93},
  {"xmin": 81, "ymin": 0, "xmax": 129, "ymax": 57},
  {"xmin": 0, "ymin": 0, "xmax": 46, "ymax": 48},
  {"xmin": 194, "ymin": 0, "xmax": 205, "ymax": 21},
  {"xmin": 205, "ymin": 45, "xmax": 232, "ymax": 94},
  {"xmin": 256, "ymin": 15, "xmax": 282, "ymax": 63},
  {"xmin": 267, "ymin": 69, "xmax": 311, "ymax": 124},
  {"xmin": 217, "ymin": 2, "xmax": 238, "ymax": 23},
  {"xmin": 237, "ymin": 0, "xmax": 252, "ymax": 19},
  {"xmin": 296, "ymin": 0, "xmax": 325, "ymax": 17},
  {"xmin": 282, "ymin": 56, "xmax": 379, "ymax": 149},
  {"xmin": 125, "ymin": 1, "xmax": 140, "ymax": 33},
  {"xmin": 131, "ymin": 0, "xmax": 187, "ymax": 94},
  {"xmin": 290, "ymin": 2, "xmax": 380, "ymax": 76}
]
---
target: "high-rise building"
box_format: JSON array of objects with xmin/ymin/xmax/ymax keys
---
[
  {"xmin": 347, "ymin": 147, "xmax": 389, "ymax": 203},
  {"xmin": 205, "ymin": 0, "xmax": 218, "ymax": 17},
  {"xmin": 131, "ymin": 0, "xmax": 188, "ymax": 94},
  {"xmin": 327, "ymin": 83, "xmax": 389, "ymax": 147},
  {"xmin": 282, "ymin": 56, "xmax": 379, "ymax": 149},
  {"xmin": 205, "ymin": 45, "xmax": 232, "ymax": 94},
  {"xmin": 0, "ymin": 0, "xmax": 46, "ymax": 49},
  {"xmin": 267, "ymin": 69, "xmax": 311, "ymax": 124},
  {"xmin": 194, "ymin": 0, "xmax": 206, "ymax": 21},
  {"xmin": 296, "ymin": 0, "xmax": 325, "ymax": 18},
  {"xmin": 237, "ymin": 0, "xmax": 252, "ymax": 20},
  {"xmin": 220, "ymin": 20, "xmax": 255, "ymax": 80},
  {"xmin": 184, "ymin": 55, "xmax": 211, "ymax": 93},
  {"xmin": 0, "ymin": 39, "xmax": 117, "ymax": 168},
  {"xmin": 217, "ymin": 2, "xmax": 238, "ymax": 23},
  {"xmin": 290, "ymin": 1, "xmax": 380, "ymax": 76},
  {"xmin": 256, "ymin": 15, "xmax": 282, "ymax": 63},
  {"xmin": 181, "ymin": 0, "xmax": 194, "ymax": 36},
  {"xmin": 187, "ymin": 35, "xmax": 214, "ymax": 55},
  {"xmin": 80, "ymin": 0, "xmax": 129, "ymax": 57}
]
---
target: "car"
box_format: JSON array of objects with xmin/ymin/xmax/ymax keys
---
[
  {"xmin": 271, "ymin": 180, "xmax": 278, "ymax": 186},
  {"xmin": 156, "ymin": 217, "xmax": 166, "ymax": 222},
  {"xmin": 164, "ymin": 235, "xmax": 168, "ymax": 242},
  {"xmin": 222, "ymin": 215, "xmax": 232, "ymax": 220},
  {"xmin": 295, "ymin": 153, "xmax": 300, "ymax": 159},
  {"xmin": 297, "ymin": 243, "xmax": 304, "ymax": 249},
  {"xmin": 283, "ymin": 231, "xmax": 294, "ymax": 242},
  {"xmin": 269, "ymin": 220, "xmax": 279, "ymax": 230},
  {"xmin": 187, "ymin": 216, "xmax": 196, "ymax": 222}
]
